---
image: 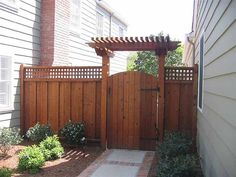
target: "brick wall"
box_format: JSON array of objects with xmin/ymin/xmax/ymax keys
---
[{"xmin": 40, "ymin": 0, "xmax": 70, "ymax": 66}]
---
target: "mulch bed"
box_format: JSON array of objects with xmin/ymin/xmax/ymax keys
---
[{"xmin": 0, "ymin": 141, "xmax": 103, "ymax": 177}]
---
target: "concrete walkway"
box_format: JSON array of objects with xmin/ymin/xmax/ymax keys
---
[{"xmin": 78, "ymin": 149, "xmax": 155, "ymax": 177}]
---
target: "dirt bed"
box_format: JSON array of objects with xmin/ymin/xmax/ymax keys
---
[{"xmin": 0, "ymin": 141, "xmax": 103, "ymax": 177}]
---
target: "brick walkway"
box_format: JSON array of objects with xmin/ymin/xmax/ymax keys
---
[{"xmin": 78, "ymin": 149, "xmax": 155, "ymax": 177}]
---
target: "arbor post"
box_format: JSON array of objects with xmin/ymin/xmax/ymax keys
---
[
  {"xmin": 97, "ymin": 49, "xmax": 111, "ymax": 149},
  {"xmin": 157, "ymin": 53, "xmax": 166, "ymax": 142}
]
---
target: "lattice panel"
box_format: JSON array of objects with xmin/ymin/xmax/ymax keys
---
[
  {"xmin": 165, "ymin": 67, "xmax": 194, "ymax": 81},
  {"xmin": 24, "ymin": 66, "xmax": 102, "ymax": 80}
]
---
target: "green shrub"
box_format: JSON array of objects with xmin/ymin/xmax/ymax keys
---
[
  {"xmin": 26, "ymin": 123, "xmax": 53, "ymax": 142},
  {"xmin": 18, "ymin": 145, "xmax": 45, "ymax": 174},
  {"xmin": 0, "ymin": 167, "xmax": 12, "ymax": 177},
  {"xmin": 39, "ymin": 135, "xmax": 64, "ymax": 161},
  {"xmin": 60, "ymin": 120, "xmax": 86, "ymax": 145},
  {"xmin": 157, "ymin": 132, "xmax": 192, "ymax": 160},
  {"xmin": 157, "ymin": 155, "xmax": 197, "ymax": 177},
  {"xmin": 0, "ymin": 127, "xmax": 23, "ymax": 155}
]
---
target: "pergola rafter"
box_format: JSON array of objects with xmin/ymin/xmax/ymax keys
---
[
  {"xmin": 88, "ymin": 36, "xmax": 180, "ymax": 149},
  {"xmin": 88, "ymin": 36, "xmax": 180, "ymax": 55}
]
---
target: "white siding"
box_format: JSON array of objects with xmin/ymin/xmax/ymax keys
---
[
  {"xmin": 184, "ymin": 0, "xmax": 236, "ymax": 177},
  {"xmin": 0, "ymin": 0, "xmax": 41, "ymax": 128},
  {"xmin": 69, "ymin": 1, "xmax": 128, "ymax": 75}
]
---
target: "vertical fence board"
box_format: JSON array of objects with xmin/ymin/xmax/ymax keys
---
[
  {"xmin": 117, "ymin": 74, "xmax": 124, "ymax": 148},
  {"xmin": 48, "ymin": 82, "xmax": 59, "ymax": 132},
  {"xmin": 59, "ymin": 82, "xmax": 71, "ymax": 129},
  {"xmin": 134, "ymin": 73, "xmax": 140, "ymax": 149},
  {"xmin": 71, "ymin": 82, "xmax": 83, "ymax": 123},
  {"xmin": 24, "ymin": 82, "xmax": 37, "ymax": 130},
  {"xmin": 36, "ymin": 82, "xmax": 48, "ymax": 124},
  {"xmin": 95, "ymin": 82, "xmax": 101, "ymax": 139},
  {"xmin": 83, "ymin": 82, "xmax": 96, "ymax": 139}
]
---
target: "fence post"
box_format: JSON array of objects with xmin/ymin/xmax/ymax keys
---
[
  {"xmin": 20, "ymin": 64, "xmax": 24, "ymax": 134},
  {"xmin": 192, "ymin": 64, "xmax": 198, "ymax": 144},
  {"xmin": 100, "ymin": 50, "xmax": 111, "ymax": 149},
  {"xmin": 157, "ymin": 54, "xmax": 166, "ymax": 142}
]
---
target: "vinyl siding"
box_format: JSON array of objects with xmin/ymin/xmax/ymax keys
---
[
  {"xmin": 69, "ymin": 1, "xmax": 128, "ymax": 75},
  {"xmin": 184, "ymin": 0, "xmax": 236, "ymax": 176},
  {"xmin": 0, "ymin": 0, "xmax": 41, "ymax": 128}
]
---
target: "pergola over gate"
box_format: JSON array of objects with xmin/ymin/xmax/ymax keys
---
[{"xmin": 88, "ymin": 36, "xmax": 180, "ymax": 149}]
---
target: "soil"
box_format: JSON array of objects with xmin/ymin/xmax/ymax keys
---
[{"xmin": 0, "ymin": 141, "xmax": 103, "ymax": 177}]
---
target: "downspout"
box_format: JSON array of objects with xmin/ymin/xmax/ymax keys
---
[{"xmin": 187, "ymin": 33, "xmax": 196, "ymax": 66}]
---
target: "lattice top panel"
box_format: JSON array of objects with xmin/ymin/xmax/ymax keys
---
[
  {"xmin": 165, "ymin": 67, "xmax": 194, "ymax": 81},
  {"xmin": 23, "ymin": 66, "xmax": 102, "ymax": 80}
]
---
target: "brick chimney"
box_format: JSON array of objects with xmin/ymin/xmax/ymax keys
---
[{"xmin": 40, "ymin": 0, "xmax": 70, "ymax": 66}]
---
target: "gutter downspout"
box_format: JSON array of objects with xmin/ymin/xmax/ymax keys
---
[
  {"xmin": 109, "ymin": 12, "xmax": 113, "ymax": 37},
  {"xmin": 187, "ymin": 32, "xmax": 195, "ymax": 66}
]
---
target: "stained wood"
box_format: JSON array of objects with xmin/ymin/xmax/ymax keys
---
[
  {"xmin": 71, "ymin": 82, "xmax": 83, "ymax": 123},
  {"xmin": 48, "ymin": 82, "xmax": 59, "ymax": 132},
  {"xmin": 59, "ymin": 82, "xmax": 71, "ymax": 129},
  {"xmin": 83, "ymin": 82, "xmax": 96, "ymax": 139},
  {"xmin": 36, "ymin": 82, "xmax": 48, "ymax": 125},
  {"xmin": 95, "ymin": 82, "xmax": 101, "ymax": 139},
  {"xmin": 107, "ymin": 71, "xmax": 158, "ymax": 150}
]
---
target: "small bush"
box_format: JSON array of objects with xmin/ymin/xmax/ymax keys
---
[
  {"xmin": 0, "ymin": 127, "xmax": 23, "ymax": 155},
  {"xmin": 26, "ymin": 123, "xmax": 53, "ymax": 142},
  {"xmin": 0, "ymin": 167, "xmax": 12, "ymax": 177},
  {"xmin": 39, "ymin": 135, "xmax": 64, "ymax": 161},
  {"xmin": 157, "ymin": 155, "xmax": 197, "ymax": 177},
  {"xmin": 157, "ymin": 132, "xmax": 192, "ymax": 160},
  {"xmin": 60, "ymin": 120, "xmax": 86, "ymax": 146},
  {"xmin": 18, "ymin": 145, "xmax": 45, "ymax": 174}
]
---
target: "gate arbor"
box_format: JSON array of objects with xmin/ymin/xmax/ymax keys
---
[{"xmin": 88, "ymin": 36, "xmax": 180, "ymax": 149}]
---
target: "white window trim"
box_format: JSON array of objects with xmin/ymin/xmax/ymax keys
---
[
  {"xmin": 0, "ymin": 50, "xmax": 14, "ymax": 113},
  {"xmin": 0, "ymin": 0, "xmax": 19, "ymax": 12},
  {"xmin": 70, "ymin": 0, "xmax": 82, "ymax": 35},
  {"xmin": 197, "ymin": 32, "xmax": 204, "ymax": 112},
  {"xmin": 96, "ymin": 11, "xmax": 104, "ymax": 37}
]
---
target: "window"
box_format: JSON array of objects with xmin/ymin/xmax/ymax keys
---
[
  {"xmin": 96, "ymin": 12, "xmax": 103, "ymax": 37},
  {"xmin": 198, "ymin": 34, "xmax": 204, "ymax": 111},
  {"xmin": 70, "ymin": 0, "xmax": 81, "ymax": 32},
  {"xmin": 119, "ymin": 27, "xmax": 124, "ymax": 37},
  {"xmin": 0, "ymin": 55, "xmax": 12, "ymax": 111},
  {"xmin": 0, "ymin": 0, "xmax": 18, "ymax": 12}
]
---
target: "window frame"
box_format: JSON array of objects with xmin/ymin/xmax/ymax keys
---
[
  {"xmin": 198, "ymin": 32, "xmax": 204, "ymax": 112},
  {"xmin": 0, "ymin": 0, "xmax": 19, "ymax": 12},
  {"xmin": 96, "ymin": 11, "xmax": 104, "ymax": 37},
  {"xmin": 70, "ymin": 0, "xmax": 81, "ymax": 35},
  {"xmin": 0, "ymin": 51, "xmax": 13, "ymax": 113}
]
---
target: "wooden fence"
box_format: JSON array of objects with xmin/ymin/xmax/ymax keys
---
[
  {"xmin": 20, "ymin": 65, "xmax": 102, "ymax": 140},
  {"xmin": 164, "ymin": 65, "xmax": 198, "ymax": 138}
]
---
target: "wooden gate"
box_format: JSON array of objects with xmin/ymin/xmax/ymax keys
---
[{"xmin": 107, "ymin": 71, "xmax": 158, "ymax": 150}]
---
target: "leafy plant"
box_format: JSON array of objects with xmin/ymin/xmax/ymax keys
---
[
  {"xmin": 157, "ymin": 155, "xmax": 197, "ymax": 177},
  {"xmin": 18, "ymin": 145, "xmax": 45, "ymax": 174},
  {"xmin": 39, "ymin": 135, "xmax": 64, "ymax": 161},
  {"xmin": 60, "ymin": 120, "xmax": 86, "ymax": 146},
  {"xmin": 0, "ymin": 127, "xmax": 23, "ymax": 155},
  {"xmin": 157, "ymin": 132, "xmax": 192, "ymax": 160},
  {"xmin": 0, "ymin": 167, "xmax": 12, "ymax": 177},
  {"xmin": 26, "ymin": 123, "xmax": 53, "ymax": 142}
]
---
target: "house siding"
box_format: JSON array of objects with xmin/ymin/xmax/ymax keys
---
[
  {"xmin": 0, "ymin": 0, "xmax": 41, "ymax": 128},
  {"xmin": 69, "ymin": 1, "xmax": 128, "ymax": 75},
  {"xmin": 184, "ymin": 0, "xmax": 236, "ymax": 177}
]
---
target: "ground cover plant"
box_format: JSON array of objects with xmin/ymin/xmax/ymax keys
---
[
  {"xmin": 39, "ymin": 135, "xmax": 64, "ymax": 161},
  {"xmin": 60, "ymin": 120, "xmax": 86, "ymax": 146},
  {"xmin": 157, "ymin": 132, "xmax": 199, "ymax": 177},
  {"xmin": 0, "ymin": 127, "xmax": 23, "ymax": 156},
  {"xmin": 26, "ymin": 123, "xmax": 53, "ymax": 142},
  {"xmin": 18, "ymin": 145, "xmax": 45, "ymax": 174},
  {"xmin": 0, "ymin": 167, "xmax": 12, "ymax": 177}
]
